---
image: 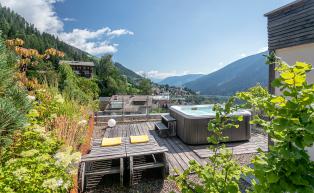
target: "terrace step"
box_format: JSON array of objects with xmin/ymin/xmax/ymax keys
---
[
  {"xmin": 161, "ymin": 114, "xmax": 177, "ymax": 137},
  {"xmin": 161, "ymin": 114, "xmax": 176, "ymax": 122},
  {"xmin": 154, "ymin": 122, "xmax": 169, "ymax": 138}
]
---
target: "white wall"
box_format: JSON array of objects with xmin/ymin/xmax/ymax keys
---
[
  {"xmin": 276, "ymin": 42, "xmax": 314, "ymax": 84},
  {"xmin": 274, "ymin": 43, "xmax": 314, "ymax": 160}
]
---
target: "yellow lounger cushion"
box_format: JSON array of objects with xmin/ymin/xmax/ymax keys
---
[
  {"xmin": 130, "ymin": 135, "xmax": 149, "ymax": 144},
  {"xmin": 101, "ymin": 137, "xmax": 122, "ymax": 147}
]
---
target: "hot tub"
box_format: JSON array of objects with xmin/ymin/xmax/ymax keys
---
[{"xmin": 169, "ymin": 105, "xmax": 251, "ymax": 145}]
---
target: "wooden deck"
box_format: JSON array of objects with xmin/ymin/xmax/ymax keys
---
[
  {"xmin": 94, "ymin": 122, "xmax": 268, "ymax": 175},
  {"xmin": 96, "ymin": 122, "xmax": 207, "ymax": 175}
]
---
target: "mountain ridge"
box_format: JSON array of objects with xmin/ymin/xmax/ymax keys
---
[
  {"xmin": 184, "ymin": 52, "xmax": 268, "ymax": 95},
  {"xmin": 114, "ymin": 62, "xmax": 143, "ymax": 83},
  {"xmin": 159, "ymin": 74, "xmax": 204, "ymax": 86}
]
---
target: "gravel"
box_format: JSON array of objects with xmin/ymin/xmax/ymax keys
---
[
  {"xmin": 88, "ymin": 153, "xmax": 256, "ymax": 193},
  {"xmin": 233, "ymin": 153, "xmax": 257, "ymax": 166},
  {"xmin": 89, "ymin": 179, "xmax": 180, "ymax": 193}
]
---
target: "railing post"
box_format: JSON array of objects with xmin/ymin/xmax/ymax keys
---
[
  {"xmin": 122, "ymin": 96, "xmax": 124, "ymax": 122},
  {"xmin": 146, "ymin": 95, "xmax": 149, "ymax": 121}
]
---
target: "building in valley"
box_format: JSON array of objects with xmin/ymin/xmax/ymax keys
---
[
  {"xmin": 265, "ymin": 0, "xmax": 314, "ymax": 159},
  {"xmin": 60, "ymin": 60, "xmax": 95, "ymax": 78}
]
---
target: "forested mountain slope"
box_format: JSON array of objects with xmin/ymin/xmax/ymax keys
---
[
  {"xmin": 184, "ymin": 52, "xmax": 268, "ymax": 95},
  {"xmin": 0, "ymin": 5, "xmax": 92, "ymax": 61}
]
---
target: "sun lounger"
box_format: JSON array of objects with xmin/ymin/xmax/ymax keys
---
[
  {"xmin": 80, "ymin": 137, "xmax": 127, "ymax": 192},
  {"xmin": 125, "ymin": 135, "xmax": 169, "ymax": 185}
]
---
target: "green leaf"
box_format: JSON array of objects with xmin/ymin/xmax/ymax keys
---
[
  {"xmin": 303, "ymin": 135, "xmax": 314, "ymax": 147},
  {"xmin": 295, "ymin": 61, "xmax": 312, "ymax": 71},
  {"xmin": 289, "ymin": 175, "xmax": 309, "ymax": 186},
  {"xmin": 267, "ymin": 172, "xmax": 280, "ymax": 183},
  {"xmin": 280, "ymin": 71, "xmax": 294, "ymax": 80}
]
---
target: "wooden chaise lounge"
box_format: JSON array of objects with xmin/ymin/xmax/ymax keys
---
[
  {"xmin": 79, "ymin": 137, "xmax": 127, "ymax": 192},
  {"xmin": 79, "ymin": 134, "xmax": 169, "ymax": 191},
  {"xmin": 125, "ymin": 135, "xmax": 169, "ymax": 185}
]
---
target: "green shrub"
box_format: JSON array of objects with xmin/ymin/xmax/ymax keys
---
[
  {"xmin": 171, "ymin": 98, "xmax": 250, "ymax": 192},
  {"xmin": 58, "ymin": 63, "xmax": 99, "ymax": 107},
  {"xmin": 0, "ymin": 37, "xmax": 31, "ymax": 148},
  {"xmin": 0, "ymin": 109, "xmax": 80, "ymax": 193},
  {"xmin": 247, "ymin": 60, "xmax": 314, "ymax": 193}
]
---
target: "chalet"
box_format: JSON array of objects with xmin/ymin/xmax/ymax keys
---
[
  {"xmin": 265, "ymin": 0, "xmax": 314, "ymax": 160},
  {"xmin": 59, "ymin": 60, "xmax": 95, "ymax": 78}
]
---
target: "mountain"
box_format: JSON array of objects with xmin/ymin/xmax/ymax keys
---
[
  {"xmin": 114, "ymin": 62, "xmax": 143, "ymax": 83},
  {"xmin": 184, "ymin": 52, "xmax": 268, "ymax": 96},
  {"xmin": 159, "ymin": 74, "xmax": 204, "ymax": 87},
  {"xmin": 0, "ymin": 5, "xmax": 142, "ymax": 85},
  {"xmin": 148, "ymin": 78, "xmax": 162, "ymax": 83},
  {"xmin": 0, "ymin": 5, "xmax": 93, "ymax": 61}
]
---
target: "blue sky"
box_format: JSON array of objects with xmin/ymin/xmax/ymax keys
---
[{"xmin": 1, "ymin": 0, "xmax": 293, "ymax": 79}]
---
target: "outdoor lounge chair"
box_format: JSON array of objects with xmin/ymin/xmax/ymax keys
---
[
  {"xmin": 125, "ymin": 135, "xmax": 169, "ymax": 185},
  {"xmin": 79, "ymin": 137, "xmax": 127, "ymax": 192}
]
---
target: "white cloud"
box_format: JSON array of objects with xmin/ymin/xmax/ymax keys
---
[
  {"xmin": 0, "ymin": 0, "xmax": 133, "ymax": 56},
  {"xmin": 0, "ymin": 0, "xmax": 63, "ymax": 34},
  {"xmin": 240, "ymin": 53, "xmax": 247, "ymax": 58},
  {"xmin": 58, "ymin": 27, "xmax": 133, "ymax": 55},
  {"xmin": 137, "ymin": 70, "xmax": 190, "ymax": 79},
  {"xmin": 63, "ymin": 17, "xmax": 76, "ymax": 22},
  {"xmin": 218, "ymin": 62, "xmax": 224, "ymax": 66},
  {"xmin": 258, "ymin": 46, "xmax": 268, "ymax": 53},
  {"xmin": 107, "ymin": 29, "xmax": 134, "ymax": 37},
  {"xmin": 239, "ymin": 46, "xmax": 269, "ymax": 59},
  {"xmin": 47, "ymin": 0, "xmax": 64, "ymax": 3},
  {"xmin": 59, "ymin": 28, "xmax": 121, "ymax": 55}
]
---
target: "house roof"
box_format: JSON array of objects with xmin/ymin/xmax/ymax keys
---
[
  {"xmin": 132, "ymin": 96, "xmax": 149, "ymax": 102},
  {"xmin": 60, "ymin": 60, "xmax": 95, "ymax": 67},
  {"xmin": 152, "ymin": 95, "xmax": 170, "ymax": 100},
  {"xmin": 264, "ymin": 0, "xmax": 304, "ymax": 17}
]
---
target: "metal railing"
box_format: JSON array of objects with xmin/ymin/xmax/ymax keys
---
[{"xmin": 99, "ymin": 94, "xmax": 231, "ymax": 118}]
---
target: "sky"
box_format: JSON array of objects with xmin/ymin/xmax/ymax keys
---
[{"xmin": 0, "ymin": 0, "xmax": 293, "ymax": 80}]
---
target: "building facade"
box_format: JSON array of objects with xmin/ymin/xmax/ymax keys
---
[
  {"xmin": 265, "ymin": 0, "xmax": 314, "ymax": 160},
  {"xmin": 60, "ymin": 60, "xmax": 95, "ymax": 78}
]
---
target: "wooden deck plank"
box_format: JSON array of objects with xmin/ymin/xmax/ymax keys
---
[
  {"xmin": 172, "ymin": 137, "xmax": 207, "ymax": 166},
  {"xmin": 129, "ymin": 124, "xmax": 135, "ymax": 136},
  {"xmin": 138, "ymin": 123, "xmax": 147, "ymax": 135},
  {"xmin": 162, "ymin": 137, "xmax": 185, "ymax": 173},
  {"xmin": 134, "ymin": 123, "xmax": 140, "ymax": 135},
  {"xmin": 146, "ymin": 121, "xmax": 204, "ymax": 173},
  {"xmin": 164, "ymin": 137, "xmax": 190, "ymax": 171},
  {"xmin": 100, "ymin": 121, "xmax": 207, "ymax": 175},
  {"xmin": 135, "ymin": 122, "xmax": 180, "ymax": 174}
]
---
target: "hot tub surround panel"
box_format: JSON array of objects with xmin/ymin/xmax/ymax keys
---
[{"xmin": 170, "ymin": 106, "xmax": 251, "ymax": 145}]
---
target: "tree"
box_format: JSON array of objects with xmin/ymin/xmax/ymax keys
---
[
  {"xmin": 138, "ymin": 78, "xmax": 152, "ymax": 95},
  {"xmin": 0, "ymin": 37, "xmax": 31, "ymax": 150},
  {"xmin": 95, "ymin": 55, "xmax": 128, "ymax": 96}
]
